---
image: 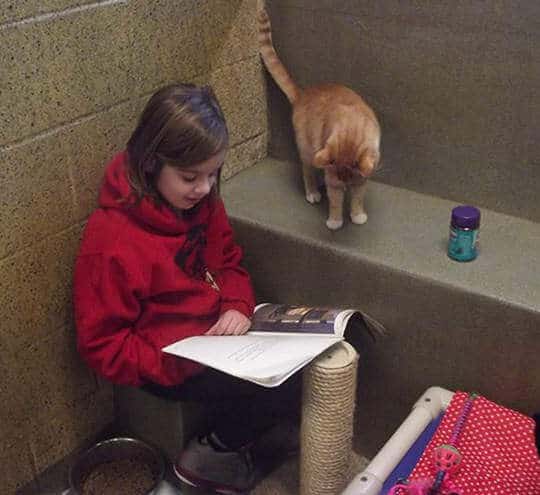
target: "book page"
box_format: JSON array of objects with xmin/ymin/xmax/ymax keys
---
[
  {"xmin": 163, "ymin": 334, "xmax": 341, "ymax": 387},
  {"xmin": 333, "ymin": 309, "xmax": 359, "ymax": 337}
]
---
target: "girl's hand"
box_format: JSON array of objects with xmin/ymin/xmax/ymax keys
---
[{"xmin": 205, "ymin": 309, "xmax": 251, "ymax": 336}]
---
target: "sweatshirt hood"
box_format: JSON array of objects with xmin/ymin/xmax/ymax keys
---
[{"xmin": 98, "ymin": 151, "xmax": 211, "ymax": 235}]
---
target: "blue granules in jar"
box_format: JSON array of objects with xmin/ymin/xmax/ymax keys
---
[{"xmin": 447, "ymin": 205, "xmax": 481, "ymax": 262}]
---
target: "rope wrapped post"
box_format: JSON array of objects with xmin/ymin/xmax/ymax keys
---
[{"xmin": 300, "ymin": 341, "xmax": 359, "ymax": 495}]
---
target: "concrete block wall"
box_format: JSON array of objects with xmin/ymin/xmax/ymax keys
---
[
  {"xmin": 264, "ymin": 0, "xmax": 540, "ymax": 223},
  {"xmin": 0, "ymin": 1, "xmax": 266, "ymax": 492}
]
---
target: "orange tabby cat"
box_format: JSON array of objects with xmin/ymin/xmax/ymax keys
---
[{"xmin": 258, "ymin": 2, "xmax": 381, "ymax": 229}]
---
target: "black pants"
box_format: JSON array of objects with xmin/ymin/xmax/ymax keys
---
[{"xmin": 143, "ymin": 369, "xmax": 302, "ymax": 449}]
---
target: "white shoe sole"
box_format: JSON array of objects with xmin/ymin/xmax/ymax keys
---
[
  {"xmin": 173, "ymin": 464, "xmax": 247, "ymax": 495},
  {"xmin": 172, "ymin": 464, "xmax": 197, "ymax": 487}
]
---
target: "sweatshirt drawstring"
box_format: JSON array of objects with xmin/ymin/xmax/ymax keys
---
[{"xmin": 175, "ymin": 225, "xmax": 219, "ymax": 290}]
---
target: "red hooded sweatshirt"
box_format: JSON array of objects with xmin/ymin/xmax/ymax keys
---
[{"xmin": 73, "ymin": 152, "xmax": 255, "ymax": 387}]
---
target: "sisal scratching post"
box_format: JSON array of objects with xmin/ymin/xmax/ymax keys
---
[{"xmin": 300, "ymin": 341, "xmax": 359, "ymax": 495}]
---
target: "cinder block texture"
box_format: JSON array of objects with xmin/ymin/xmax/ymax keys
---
[
  {"xmin": 1, "ymin": 428, "xmax": 36, "ymax": 495},
  {"xmin": 0, "ymin": 0, "xmax": 208, "ymax": 145},
  {"xmin": 209, "ymin": 57, "xmax": 268, "ymax": 148},
  {"xmin": 223, "ymin": 133, "xmax": 267, "ymax": 180},
  {"xmin": 0, "ymin": 1, "xmax": 96, "ymax": 24},
  {"xmin": 0, "ymin": 225, "xmax": 114, "ymax": 479},
  {"xmin": 200, "ymin": 0, "xmax": 259, "ymax": 67},
  {"xmin": 0, "ymin": 98, "xmax": 140, "ymax": 260},
  {"xmin": 1, "ymin": 0, "xmax": 266, "ymax": 492},
  {"xmin": 0, "ymin": 226, "xmax": 81, "ymax": 345},
  {"xmin": 264, "ymin": 1, "xmax": 540, "ymax": 223}
]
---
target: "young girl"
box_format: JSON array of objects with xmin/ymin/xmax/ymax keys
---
[{"xmin": 74, "ymin": 83, "xmax": 300, "ymax": 494}]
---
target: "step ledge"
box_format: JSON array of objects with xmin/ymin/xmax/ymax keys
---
[{"xmin": 222, "ymin": 158, "xmax": 540, "ymax": 317}]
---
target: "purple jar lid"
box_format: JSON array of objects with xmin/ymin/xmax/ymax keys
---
[{"xmin": 451, "ymin": 205, "xmax": 481, "ymax": 229}]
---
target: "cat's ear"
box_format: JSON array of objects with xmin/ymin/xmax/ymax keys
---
[
  {"xmin": 313, "ymin": 147, "xmax": 331, "ymax": 168},
  {"xmin": 358, "ymin": 149, "xmax": 380, "ymax": 177}
]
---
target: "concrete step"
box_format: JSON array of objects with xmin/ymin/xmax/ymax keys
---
[{"xmin": 221, "ymin": 157, "xmax": 540, "ymax": 457}]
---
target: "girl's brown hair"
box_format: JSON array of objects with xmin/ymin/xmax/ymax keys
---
[{"xmin": 126, "ymin": 83, "xmax": 229, "ymax": 200}]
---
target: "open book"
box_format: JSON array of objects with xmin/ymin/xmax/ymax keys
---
[{"xmin": 163, "ymin": 303, "xmax": 385, "ymax": 387}]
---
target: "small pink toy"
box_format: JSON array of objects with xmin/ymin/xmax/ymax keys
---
[
  {"xmin": 387, "ymin": 393, "xmax": 477, "ymax": 495},
  {"xmin": 388, "ymin": 478, "xmax": 433, "ymax": 495},
  {"xmin": 433, "ymin": 444, "xmax": 462, "ymax": 475},
  {"xmin": 387, "ymin": 478, "xmax": 462, "ymax": 495}
]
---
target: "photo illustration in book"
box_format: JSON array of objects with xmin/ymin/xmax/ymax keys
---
[{"xmin": 250, "ymin": 304, "xmax": 384, "ymax": 342}]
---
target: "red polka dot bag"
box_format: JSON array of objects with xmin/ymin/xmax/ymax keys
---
[{"xmin": 390, "ymin": 391, "xmax": 540, "ymax": 495}]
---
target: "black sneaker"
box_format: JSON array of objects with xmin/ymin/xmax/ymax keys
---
[{"xmin": 174, "ymin": 435, "xmax": 257, "ymax": 494}]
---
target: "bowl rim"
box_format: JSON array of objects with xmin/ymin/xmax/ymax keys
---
[{"xmin": 68, "ymin": 436, "xmax": 165, "ymax": 494}]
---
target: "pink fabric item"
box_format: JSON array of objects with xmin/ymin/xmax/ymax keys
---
[
  {"xmin": 409, "ymin": 391, "xmax": 540, "ymax": 495},
  {"xmin": 388, "ymin": 478, "xmax": 462, "ymax": 495}
]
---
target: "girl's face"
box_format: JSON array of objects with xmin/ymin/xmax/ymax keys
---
[{"xmin": 156, "ymin": 150, "xmax": 225, "ymax": 211}]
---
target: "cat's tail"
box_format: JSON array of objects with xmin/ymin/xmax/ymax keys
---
[{"xmin": 257, "ymin": 1, "xmax": 300, "ymax": 104}]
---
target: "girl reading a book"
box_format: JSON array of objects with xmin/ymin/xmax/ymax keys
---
[{"xmin": 73, "ymin": 83, "xmax": 300, "ymax": 494}]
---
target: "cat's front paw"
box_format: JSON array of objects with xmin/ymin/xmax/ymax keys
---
[
  {"xmin": 306, "ymin": 191, "xmax": 321, "ymax": 204},
  {"xmin": 326, "ymin": 218, "xmax": 343, "ymax": 230},
  {"xmin": 351, "ymin": 212, "xmax": 368, "ymax": 225}
]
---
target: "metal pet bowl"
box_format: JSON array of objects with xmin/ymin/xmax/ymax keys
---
[{"xmin": 69, "ymin": 437, "xmax": 165, "ymax": 495}]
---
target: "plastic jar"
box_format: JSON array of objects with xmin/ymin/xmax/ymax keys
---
[{"xmin": 447, "ymin": 205, "xmax": 481, "ymax": 261}]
